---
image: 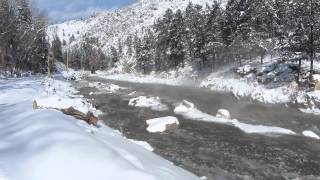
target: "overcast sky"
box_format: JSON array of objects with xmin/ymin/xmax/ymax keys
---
[{"xmin": 34, "ymin": 0, "xmax": 135, "ymax": 22}]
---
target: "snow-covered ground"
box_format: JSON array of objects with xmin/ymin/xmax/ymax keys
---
[
  {"xmin": 0, "ymin": 75, "xmax": 199, "ymax": 180},
  {"xmin": 94, "ymin": 68, "xmax": 196, "ymax": 86}
]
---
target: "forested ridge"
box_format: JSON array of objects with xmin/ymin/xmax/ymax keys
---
[
  {"xmin": 59, "ymin": 0, "xmax": 320, "ymax": 83},
  {"xmin": 1, "ymin": 0, "xmax": 320, "ymax": 83}
]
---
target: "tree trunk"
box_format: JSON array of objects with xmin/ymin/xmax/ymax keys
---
[
  {"xmin": 297, "ymin": 58, "xmax": 302, "ymax": 83},
  {"xmin": 309, "ymin": 0, "xmax": 314, "ymax": 82}
]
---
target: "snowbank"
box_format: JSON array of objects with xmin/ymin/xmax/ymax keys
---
[
  {"xmin": 129, "ymin": 96, "xmax": 169, "ymax": 111},
  {"xmin": 174, "ymin": 100, "xmax": 296, "ymax": 135},
  {"xmin": 146, "ymin": 116, "xmax": 180, "ymax": 133},
  {"xmin": 36, "ymin": 77, "xmax": 99, "ymax": 115},
  {"xmin": 200, "ymin": 77, "xmax": 293, "ymax": 104},
  {"xmin": 93, "ymin": 70, "xmax": 195, "ymax": 86},
  {"xmin": 0, "ymin": 77, "xmax": 199, "ymax": 180}
]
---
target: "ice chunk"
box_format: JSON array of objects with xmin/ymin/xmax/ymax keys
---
[{"xmin": 303, "ymin": 131, "xmax": 320, "ymax": 140}]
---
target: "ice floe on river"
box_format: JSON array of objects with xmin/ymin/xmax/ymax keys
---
[
  {"xmin": 302, "ymin": 131, "xmax": 320, "ymax": 140},
  {"xmin": 174, "ymin": 100, "xmax": 296, "ymax": 135}
]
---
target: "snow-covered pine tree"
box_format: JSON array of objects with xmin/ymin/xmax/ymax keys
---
[
  {"xmin": 51, "ymin": 35, "xmax": 63, "ymax": 63},
  {"xmin": 168, "ymin": 9, "xmax": 186, "ymax": 70}
]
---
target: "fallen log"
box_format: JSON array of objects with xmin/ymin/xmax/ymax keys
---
[
  {"xmin": 61, "ymin": 107, "xmax": 98, "ymax": 126},
  {"xmin": 33, "ymin": 101, "xmax": 98, "ymax": 126}
]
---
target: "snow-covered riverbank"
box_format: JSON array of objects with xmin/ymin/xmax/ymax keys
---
[
  {"xmin": 93, "ymin": 60, "xmax": 320, "ymax": 116},
  {"xmin": 0, "ymin": 75, "xmax": 199, "ymax": 180}
]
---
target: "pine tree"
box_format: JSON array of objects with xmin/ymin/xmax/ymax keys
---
[
  {"xmin": 110, "ymin": 46, "xmax": 118, "ymax": 67},
  {"xmin": 154, "ymin": 8, "xmax": 174, "ymax": 70},
  {"xmin": 51, "ymin": 35, "xmax": 63, "ymax": 62},
  {"xmin": 169, "ymin": 9, "xmax": 186, "ymax": 69},
  {"xmin": 204, "ymin": 2, "xmax": 224, "ymax": 69}
]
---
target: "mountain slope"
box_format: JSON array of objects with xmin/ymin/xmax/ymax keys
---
[{"xmin": 48, "ymin": 0, "xmax": 221, "ymax": 53}]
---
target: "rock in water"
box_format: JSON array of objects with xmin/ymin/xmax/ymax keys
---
[
  {"xmin": 146, "ymin": 116, "xmax": 179, "ymax": 133},
  {"xmin": 216, "ymin": 109, "xmax": 231, "ymax": 119}
]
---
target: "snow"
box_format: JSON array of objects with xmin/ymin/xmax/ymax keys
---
[
  {"xmin": 314, "ymin": 74, "xmax": 320, "ymax": 82},
  {"xmin": 174, "ymin": 100, "xmax": 296, "ymax": 135},
  {"xmin": 200, "ymin": 76, "xmax": 294, "ymax": 104},
  {"xmin": 129, "ymin": 96, "xmax": 169, "ymax": 111},
  {"xmin": 55, "ymin": 62, "xmax": 91, "ymax": 81},
  {"xmin": 88, "ymin": 81, "xmax": 127, "ymax": 93},
  {"xmin": 216, "ymin": 109, "xmax": 231, "ymax": 119},
  {"xmin": 237, "ymin": 65, "xmax": 256, "ymax": 75},
  {"xmin": 299, "ymin": 108, "xmax": 320, "ymax": 116},
  {"xmin": 94, "ymin": 70, "xmax": 195, "ymax": 86},
  {"xmin": 48, "ymin": 0, "xmax": 219, "ymax": 66},
  {"xmin": 146, "ymin": 116, "xmax": 180, "ymax": 133},
  {"xmin": 302, "ymin": 131, "xmax": 320, "ymax": 140},
  {"xmin": 35, "ymin": 78, "xmax": 99, "ymax": 115},
  {"xmin": 0, "ymin": 76, "xmax": 199, "ymax": 180},
  {"xmin": 128, "ymin": 139, "xmax": 154, "ymax": 151},
  {"xmin": 297, "ymin": 91, "xmax": 320, "ymax": 115}
]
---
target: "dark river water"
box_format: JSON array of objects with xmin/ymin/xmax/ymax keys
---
[{"xmin": 76, "ymin": 77, "xmax": 320, "ymax": 180}]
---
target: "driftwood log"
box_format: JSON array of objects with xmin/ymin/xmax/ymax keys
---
[
  {"xmin": 61, "ymin": 107, "xmax": 98, "ymax": 126},
  {"xmin": 33, "ymin": 101, "xmax": 98, "ymax": 126}
]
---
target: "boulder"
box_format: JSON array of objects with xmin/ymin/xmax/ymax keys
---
[
  {"xmin": 146, "ymin": 116, "xmax": 179, "ymax": 133},
  {"xmin": 165, "ymin": 123, "xmax": 179, "ymax": 131},
  {"xmin": 216, "ymin": 109, "xmax": 231, "ymax": 119}
]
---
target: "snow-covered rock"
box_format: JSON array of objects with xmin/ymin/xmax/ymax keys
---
[
  {"xmin": 129, "ymin": 96, "xmax": 169, "ymax": 111},
  {"xmin": 257, "ymin": 62, "xmax": 277, "ymax": 75},
  {"xmin": 302, "ymin": 131, "xmax": 320, "ymax": 140},
  {"xmin": 146, "ymin": 116, "xmax": 180, "ymax": 133},
  {"xmin": 237, "ymin": 65, "xmax": 256, "ymax": 76},
  {"xmin": 89, "ymin": 82, "xmax": 127, "ymax": 93},
  {"xmin": 216, "ymin": 109, "xmax": 231, "ymax": 119}
]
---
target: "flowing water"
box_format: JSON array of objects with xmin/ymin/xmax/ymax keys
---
[{"xmin": 76, "ymin": 77, "xmax": 320, "ymax": 180}]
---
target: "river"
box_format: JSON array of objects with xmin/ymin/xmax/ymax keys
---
[{"xmin": 76, "ymin": 77, "xmax": 320, "ymax": 180}]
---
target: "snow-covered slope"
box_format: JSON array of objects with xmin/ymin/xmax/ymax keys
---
[
  {"xmin": 0, "ymin": 76, "xmax": 199, "ymax": 180},
  {"xmin": 47, "ymin": 0, "xmax": 220, "ymax": 52}
]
